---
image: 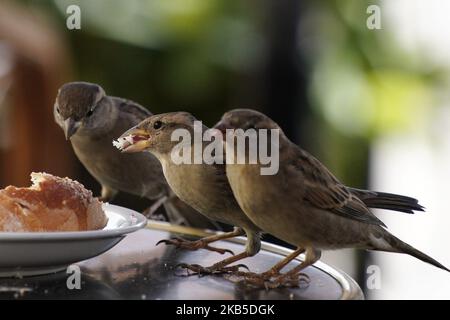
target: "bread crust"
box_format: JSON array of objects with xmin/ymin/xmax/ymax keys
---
[{"xmin": 0, "ymin": 173, "xmax": 107, "ymax": 232}]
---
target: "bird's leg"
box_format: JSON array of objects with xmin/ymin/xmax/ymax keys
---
[
  {"xmin": 175, "ymin": 230, "xmax": 260, "ymax": 275},
  {"xmin": 262, "ymin": 248, "xmax": 321, "ymax": 289},
  {"xmin": 177, "ymin": 251, "xmax": 250, "ymax": 275},
  {"xmin": 99, "ymin": 186, "xmax": 118, "ymax": 202},
  {"xmin": 243, "ymin": 247, "xmax": 305, "ymax": 280},
  {"xmin": 142, "ymin": 196, "xmax": 168, "ymax": 218},
  {"xmin": 158, "ymin": 227, "xmax": 244, "ymax": 255},
  {"xmin": 242, "ymin": 248, "xmax": 320, "ymax": 289},
  {"xmin": 262, "ymin": 247, "xmax": 305, "ymax": 278}
]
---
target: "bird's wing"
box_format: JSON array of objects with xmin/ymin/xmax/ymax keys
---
[
  {"xmin": 112, "ymin": 96, "xmax": 152, "ymax": 123},
  {"xmin": 290, "ymin": 147, "xmax": 386, "ymax": 227}
]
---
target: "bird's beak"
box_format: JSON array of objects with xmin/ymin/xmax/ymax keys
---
[
  {"xmin": 64, "ymin": 118, "xmax": 81, "ymax": 140},
  {"xmin": 114, "ymin": 126, "xmax": 151, "ymax": 153}
]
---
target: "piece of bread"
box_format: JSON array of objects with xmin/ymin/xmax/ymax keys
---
[{"xmin": 0, "ymin": 172, "xmax": 108, "ymax": 232}]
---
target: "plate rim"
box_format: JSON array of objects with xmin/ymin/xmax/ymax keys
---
[{"xmin": 0, "ymin": 204, "xmax": 147, "ymax": 241}]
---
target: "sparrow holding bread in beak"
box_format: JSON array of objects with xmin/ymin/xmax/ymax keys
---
[
  {"xmin": 53, "ymin": 82, "xmax": 216, "ymax": 230},
  {"xmin": 117, "ymin": 112, "xmax": 262, "ymax": 274},
  {"xmin": 217, "ymin": 109, "xmax": 448, "ymax": 288}
]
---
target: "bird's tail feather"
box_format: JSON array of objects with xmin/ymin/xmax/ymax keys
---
[
  {"xmin": 374, "ymin": 231, "xmax": 449, "ymax": 272},
  {"xmin": 349, "ymin": 188, "xmax": 424, "ymax": 214}
]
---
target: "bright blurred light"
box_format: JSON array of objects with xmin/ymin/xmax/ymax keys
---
[
  {"xmin": 370, "ymin": 107, "xmax": 450, "ymax": 299},
  {"xmin": 369, "ymin": 0, "xmax": 450, "ymax": 299},
  {"xmin": 383, "ymin": 0, "xmax": 450, "ymax": 69}
]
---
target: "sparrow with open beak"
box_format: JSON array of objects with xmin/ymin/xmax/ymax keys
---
[
  {"xmin": 217, "ymin": 108, "xmax": 448, "ymax": 288},
  {"xmin": 117, "ymin": 112, "xmax": 262, "ymax": 275},
  {"xmin": 53, "ymin": 82, "xmax": 218, "ymax": 231}
]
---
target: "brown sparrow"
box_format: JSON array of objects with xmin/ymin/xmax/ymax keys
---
[
  {"xmin": 54, "ymin": 82, "xmax": 217, "ymax": 230},
  {"xmin": 216, "ymin": 108, "xmax": 448, "ymax": 288},
  {"xmin": 117, "ymin": 112, "xmax": 262, "ymax": 274}
]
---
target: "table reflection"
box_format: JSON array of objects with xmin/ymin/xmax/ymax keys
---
[{"xmin": 0, "ymin": 227, "xmax": 363, "ymax": 300}]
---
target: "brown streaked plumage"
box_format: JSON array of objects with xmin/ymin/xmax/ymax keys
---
[
  {"xmin": 54, "ymin": 82, "xmax": 216, "ymax": 230},
  {"xmin": 218, "ymin": 108, "xmax": 447, "ymax": 288},
  {"xmin": 117, "ymin": 112, "xmax": 262, "ymax": 274}
]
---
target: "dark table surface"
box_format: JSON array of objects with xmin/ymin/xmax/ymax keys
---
[{"xmin": 0, "ymin": 223, "xmax": 363, "ymax": 300}]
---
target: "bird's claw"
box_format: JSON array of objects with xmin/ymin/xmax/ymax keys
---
[
  {"xmin": 174, "ymin": 263, "xmax": 205, "ymax": 277},
  {"xmin": 174, "ymin": 262, "xmax": 249, "ymax": 276},
  {"xmin": 156, "ymin": 237, "xmax": 234, "ymax": 255},
  {"xmin": 156, "ymin": 239, "xmax": 170, "ymax": 246},
  {"xmin": 229, "ymin": 264, "xmax": 250, "ymax": 273},
  {"xmin": 238, "ymin": 271, "xmax": 310, "ymax": 289}
]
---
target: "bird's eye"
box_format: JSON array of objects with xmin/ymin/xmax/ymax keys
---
[
  {"xmin": 153, "ymin": 121, "xmax": 163, "ymax": 130},
  {"xmin": 86, "ymin": 109, "xmax": 94, "ymax": 117},
  {"xmin": 56, "ymin": 107, "xmax": 61, "ymax": 114}
]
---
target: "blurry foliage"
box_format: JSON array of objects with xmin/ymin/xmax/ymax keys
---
[
  {"xmin": 307, "ymin": 0, "xmax": 442, "ymax": 139},
  {"xmin": 50, "ymin": 0, "xmax": 266, "ymax": 126},
  {"xmin": 23, "ymin": 0, "xmax": 442, "ymax": 139},
  {"xmin": 16, "ymin": 0, "xmax": 446, "ymax": 185}
]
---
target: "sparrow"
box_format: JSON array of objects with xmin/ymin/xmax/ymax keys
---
[
  {"xmin": 117, "ymin": 112, "xmax": 262, "ymax": 274},
  {"xmin": 53, "ymin": 82, "xmax": 218, "ymax": 231},
  {"xmin": 216, "ymin": 108, "xmax": 448, "ymax": 288}
]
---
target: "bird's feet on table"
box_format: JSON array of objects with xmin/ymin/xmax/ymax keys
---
[
  {"xmin": 232, "ymin": 271, "xmax": 310, "ymax": 290},
  {"xmin": 174, "ymin": 263, "xmax": 249, "ymax": 276},
  {"xmin": 157, "ymin": 237, "xmax": 234, "ymax": 255}
]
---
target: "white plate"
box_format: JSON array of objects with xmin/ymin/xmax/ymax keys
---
[{"xmin": 0, "ymin": 204, "xmax": 147, "ymax": 277}]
